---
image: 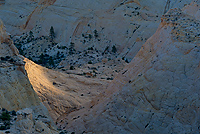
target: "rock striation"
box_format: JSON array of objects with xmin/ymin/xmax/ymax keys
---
[
  {"xmin": 0, "ymin": 19, "xmax": 39, "ymax": 110},
  {"xmin": 57, "ymin": 1, "xmax": 200, "ymax": 133},
  {"xmin": 24, "ymin": 58, "xmax": 109, "ymax": 122},
  {"xmin": 0, "ymin": 0, "xmax": 192, "ymax": 61},
  {"xmin": 1, "ymin": 0, "xmax": 200, "ymax": 133},
  {"xmin": 0, "ymin": 20, "xmax": 58, "ymax": 133}
]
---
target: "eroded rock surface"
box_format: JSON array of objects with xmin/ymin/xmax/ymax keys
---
[
  {"xmin": 57, "ymin": 2, "xmax": 200, "ymax": 133},
  {"xmin": 24, "ymin": 58, "xmax": 110, "ymax": 122},
  {"xmin": 0, "ymin": 0, "xmax": 192, "ymax": 61},
  {"xmin": 0, "ymin": 20, "xmax": 58, "ymax": 133},
  {"xmin": 11, "ymin": 108, "xmax": 58, "ymax": 134},
  {"xmin": 1, "ymin": 0, "xmax": 200, "ymax": 133}
]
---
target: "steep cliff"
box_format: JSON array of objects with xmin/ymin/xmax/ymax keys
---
[
  {"xmin": 0, "ymin": 20, "xmax": 40, "ymax": 111},
  {"xmin": 0, "ymin": 20, "xmax": 58, "ymax": 134}
]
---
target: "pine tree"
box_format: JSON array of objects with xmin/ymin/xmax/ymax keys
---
[
  {"xmin": 112, "ymin": 45, "xmax": 117, "ymax": 53},
  {"xmin": 50, "ymin": 26, "xmax": 55, "ymax": 40}
]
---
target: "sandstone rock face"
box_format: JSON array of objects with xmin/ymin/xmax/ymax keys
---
[
  {"xmin": 0, "ymin": 20, "xmax": 40, "ymax": 111},
  {"xmin": 0, "ymin": 20, "xmax": 58, "ymax": 133},
  {"xmin": 1, "ymin": 0, "xmax": 199, "ymax": 133},
  {"xmin": 24, "ymin": 58, "xmax": 109, "ymax": 122},
  {"xmin": 57, "ymin": 1, "xmax": 200, "ymax": 133},
  {"xmin": 0, "ymin": 0, "xmax": 192, "ymax": 60},
  {"xmin": 11, "ymin": 108, "xmax": 58, "ymax": 134}
]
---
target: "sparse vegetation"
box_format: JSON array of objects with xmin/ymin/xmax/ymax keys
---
[
  {"xmin": 0, "ymin": 125, "xmax": 7, "ymax": 130},
  {"xmin": 88, "ymin": 61, "xmax": 92, "ymax": 64},
  {"xmin": 94, "ymin": 30, "xmax": 98, "ymax": 38},
  {"xmin": 89, "ymin": 34, "xmax": 92, "ymax": 39},
  {"xmin": 50, "ymin": 26, "xmax": 55, "ymax": 40},
  {"xmin": 88, "ymin": 47, "xmax": 94, "ymax": 50},
  {"xmin": 11, "ymin": 110, "xmax": 16, "ymax": 116},
  {"xmin": 125, "ymin": 59, "xmax": 129, "ymax": 63},
  {"xmin": 38, "ymin": 53, "xmax": 45, "ymax": 64},
  {"xmin": 49, "ymin": 56, "xmax": 55, "ymax": 66},
  {"xmin": 70, "ymin": 66, "xmax": 75, "ymax": 70},
  {"xmin": 27, "ymin": 31, "xmax": 34, "ymax": 43},
  {"xmin": 69, "ymin": 42, "xmax": 75, "ymax": 55},
  {"xmin": 112, "ymin": 45, "xmax": 117, "ymax": 53},
  {"xmin": 0, "ymin": 111, "xmax": 11, "ymax": 121}
]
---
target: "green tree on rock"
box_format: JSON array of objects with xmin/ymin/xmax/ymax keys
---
[
  {"xmin": 49, "ymin": 56, "xmax": 54, "ymax": 66},
  {"xmin": 50, "ymin": 26, "xmax": 55, "ymax": 40},
  {"xmin": 112, "ymin": 45, "xmax": 117, "ymax": 53},
  {"xmin": 27, "ymin": 30, "xmax": 34, "ymax": 43}
]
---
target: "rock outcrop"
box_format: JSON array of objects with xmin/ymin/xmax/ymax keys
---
[
  {"xmin": 0, "ymin": 19, "xmax": 39, "ymax": 111},
  {"xmin": 11, "ymin": 108, "xmax": 57, "ymax": 134},
  {"xmin": 24, "ymin": 58, "xmax": 109, "ymax": 122},
  {"xmin": 1, "ymin": 0, "xmax": 200, "ymax": 133},
  {"xmin": 0, "ymin": 0, "xmax": 192, "ymax": 61},
  {"xmin": 57, "ymin": 1, "xmax": 200, "ymax": 133},
  {"xmin": 0, "ymin": 20, "xmax": 58, "ymax": 133}
]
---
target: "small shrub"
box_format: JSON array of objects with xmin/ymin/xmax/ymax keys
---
[
  {"xmin": 50, "ymin": 26, "xmax": 55, "ymax": 40},
  {"xmin": 70, "ymin": 66, "xmax": 75, "ymax": 70},
  {"xmin": 125, "ymin": 59, "xmax": 129, "ymax": 63},
  {"xmin": 89, "ymin": 34, "xmax": 92, "ymax": 39},
  {"xmin": 8, "ymin": 58, "xmax": 14, "ymax": 62},
  {"xmin": 112, "ymin": 45, "xmax": 117, "ymax": 53},
  {"xmin": 0, "ymin": 125, "xmax": 6, "ymax": 130},
  {"xmin": 2, "ymin": 108, "xmax": 7, "ymax": 112},
  {"xmin": 48, "ymin": 56, "xmax": 54, "ymax": 66},
  {"xmin": 5, "ymin": 56, "xmax": 11, "ymax": 59},
  {"xmin": 107, "ymin": 77, "xmax": 113, "ymax": 80},
  {"xmin": 53, "ymin": 82, "xmax": 57, "ymax": 85},
  {"xmin": 11, "ymin": 110, "xmax": 16, "ymax": 116},
  {"xmin": 61, "ymin": 46, "xmax": 67, "ymax": 49},
  {"xmin": 69, "ymin": 42, "xmax": 75, "ymax": 55},
  {"xmin": 94, "ymin": 30, "xmax": 98, "ymax": 38},
  {"xmin": 88, "ymin": 47, "xmax": 93, "ymax": 50},
  {"xmin": 0, "ymin": 57, "xmax": 6, "ymax": 61},
  {"xmin": 0, "ymin": 112, "xmax": 11, "ymax": 121},
  {"xmin": 88, "ymin": 61, "xmax": 92, "ymax": 64}
]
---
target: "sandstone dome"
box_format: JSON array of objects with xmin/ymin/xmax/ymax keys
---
[
  {"xmin": 56, "ymin": 2, "xmax": 200, "ymax": 133},
  {"xmin": 0, "ymin": 0, "xmax": 200, "ymax": 133}
]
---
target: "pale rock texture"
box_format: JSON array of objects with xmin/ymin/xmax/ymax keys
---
[
  {"xmin": 0, "ymin": 0, "xmax": 192, "ymax": 60},
  {"xmin": 0, "ymin": 19, "xmax": 40, "ymax": 111},
  {"xmin": 11, "ymin": 108, "xmax": 58, "ymax": 134},
  {"xmin": 57, "ymin": 1, "xmax": 200, "ymax": 133},
  {"xmin": 1, "ymin": 0, "xmax": 200, "ymax": 133},
  {"xmin": 24, "ymin": 58, "xmax": 109, "ymax": 122},
  {"xmin": 0, "ymin": 20, "xmax": 58, "ymax": 133}
]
